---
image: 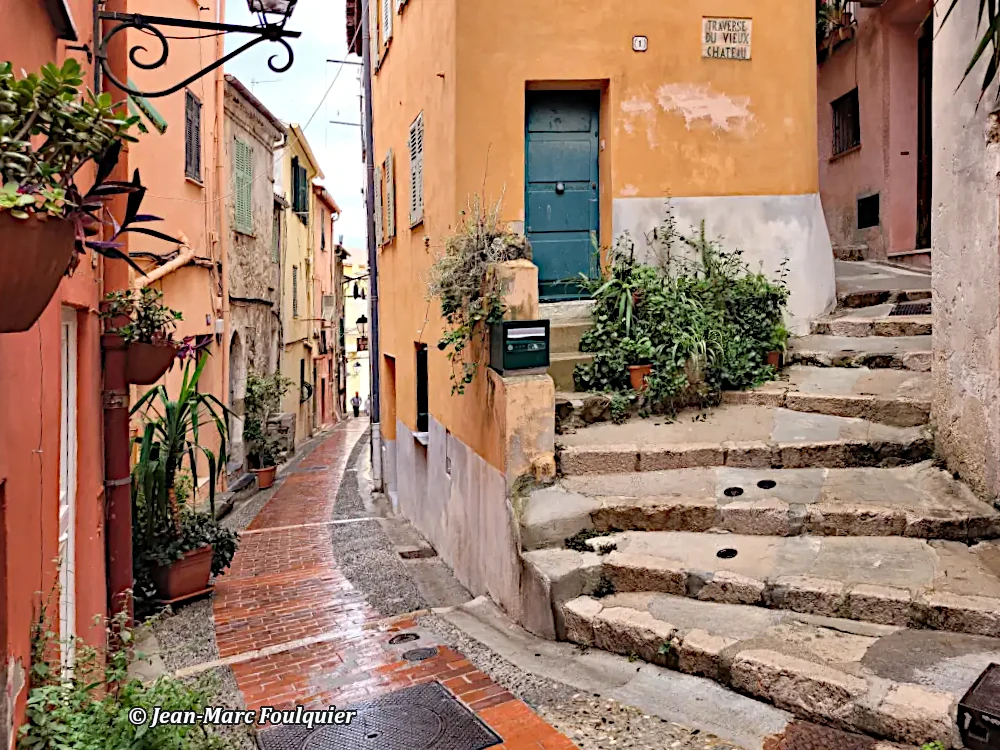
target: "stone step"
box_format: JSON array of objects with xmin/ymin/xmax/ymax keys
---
[
  {"xmin": 549, "ymin": 321, "xmax": 590, "ymax": 355},
  {"xmin": 837, "ymin": 288, "xmax": 931, "ymax": 310},
  {"xmin": 788, "ymin": 335, "xmax": 931, "ymax": 372},
  {"xmin": 721, "ymin": 366, "xmax": 930, "ymax": 427},
  {"xmin": 557, "ymin": 405, "xmax": 931, "ymax": 475},
  {"xmin": 550, "ymin": 591, "xmax": 980, "ymax": 747},
  {"xmin": 548, "ymin": 352, "xmax": 593, "ymax": 392},
  {"xmin": 885, "ymin": 249, "xmax": 932, "ymax": 272},
  {"xmin": 521, "ymin": 463, "xmax": 999, "ymax": 549},
  {"xmin": 811, "ymin": 303, "xmax": 931, "ymax": 338},
  {"xmin": 523, "ymin": 531, "xmax": 1000, "ymax": 638}
]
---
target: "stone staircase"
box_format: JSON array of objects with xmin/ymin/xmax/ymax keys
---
[{"xmin": 523, "ymin": 264, "xmax": 1000, "ymax": 747}]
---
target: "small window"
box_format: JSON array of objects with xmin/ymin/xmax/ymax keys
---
[
  {"xmin": 234, "ymin": 138, "xmax": 253, "ymax": 235},
  {"xmin": 858, "ymin": 194, "xmax": 880, "ymax": 229},
  {"xmin": 832, "ymin": 88, "xmax": 860, "ymax": 156},
  {"xmin": 184, "ymin": 91, "xmax": 202, "ymax": 181},
  {"xmin": 408, "ymin": 112, "xmax": 424, "ymax": 227},
  {"xmin": 272, "ymin": 210, "xmax": 281, "ymax": 263},
  {"xmin": 416, "ymin": 343, "xmax": 428, "ymax": 434},
  {"xmin": 292, "ymin": 265, "xmax": 299, "ymax": 317},
  {"xmin": 291, "ymin": 156, "xmax": 309, "ymax": 225}
]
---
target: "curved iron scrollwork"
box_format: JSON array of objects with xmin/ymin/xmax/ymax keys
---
[
  {"xmin": 95, "ymin": 11, "xmax": 301, "ymax": 99},
  {"xmin": 299, "ymin": 381, "xmax": 314, "ymax": 404}
]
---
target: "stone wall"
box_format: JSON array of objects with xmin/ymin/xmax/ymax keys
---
[{"xmin": 932, "ymin": 3, "xmax": 1000, "ymax": 500}]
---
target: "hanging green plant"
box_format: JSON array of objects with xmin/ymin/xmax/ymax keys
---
[{"xmin": 427, "ymin": 195, "xmax": 532, "ymax": 394}]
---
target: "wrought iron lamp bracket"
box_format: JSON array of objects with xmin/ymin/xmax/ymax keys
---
[{"xmin": 93, "ymin": 5, "xmax": 301, "ymax": 99}]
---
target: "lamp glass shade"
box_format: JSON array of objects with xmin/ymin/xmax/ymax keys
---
[{"xmin": 248, "ymin": 0, "xmax": 293, "ymax": 15}]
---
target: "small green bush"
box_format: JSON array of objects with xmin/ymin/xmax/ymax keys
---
[
  {"xmin": 574, "ymin": 205, "xmax": 789, "ymax": 413},
  {"xmin": 19, "ymin": 607, "xmax": 240, "ymax": 750}
]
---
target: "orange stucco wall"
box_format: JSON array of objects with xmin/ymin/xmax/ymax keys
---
[
  {"xmin": 1, "ymin": 0, "xmax": 109, "ymax": 738},
  {"xmin": 371, "ymin": 0, "xmax": 821, "ymax": 470}
]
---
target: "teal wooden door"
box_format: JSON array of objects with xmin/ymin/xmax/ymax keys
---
[{"xmin": 525, "ymin": 91, "xmax": 600, "ymax": 301}]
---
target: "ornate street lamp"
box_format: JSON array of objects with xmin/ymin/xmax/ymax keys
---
[
  {"xmin": 93, "ymin": 0, "xmax": 301, "ymax": 98},
  {"xmin": 356, "ymin": 314, "xmax": 369, "ymax": 352}
]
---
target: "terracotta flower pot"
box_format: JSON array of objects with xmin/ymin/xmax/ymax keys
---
[
  {"xmin": 766, "ymin": 350, "xmax": 783, "ymax": 369},
  {"xmin": 151, "ymin": 544, "xmax": 213, "ymax": 601},
  {"xmin": 628, "ymin": 364, "xmax": 653, "ymax": 392},
  {"xmin": 126, "ymin": 341, "xmax": 179, "ymax": 385},
  {"xmin": 0, "ymin": 212, "xmax": 77, "ymax": 333},
  {"xmin": 252, "ymin": 465, "xmax": 277, "ymax": 489}
]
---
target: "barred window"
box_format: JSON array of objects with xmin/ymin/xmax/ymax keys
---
[{"xmin": 832, "ymin": 88, "xmax": 860, "ymax": 156}]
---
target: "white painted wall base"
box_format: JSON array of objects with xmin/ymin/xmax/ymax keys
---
[{"xmin": 612, "ymin": 193, "xmax": 836, "ymax": 333}]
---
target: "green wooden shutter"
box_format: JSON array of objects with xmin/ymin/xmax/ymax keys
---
[
  {"xmin": 185, "ymin": 91, "xmax": 201, "ymax": 180},
  {"xmin": 385, "ymin": 149, "xmax": 395, "ymax": 241},
  {"xmin": 234, "ymin": 138, "xmax": 253, "ymax": 235},
  {"xmin": 409, "ymin": 112, "xmax": 424, "ymax": 226},
  {"xmin": 374, "ymin": 163, "xmax": 384, "ymax": 247}
]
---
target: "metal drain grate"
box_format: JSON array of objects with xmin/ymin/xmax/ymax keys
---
[
  {"xmin": 402, "ymin": 647, "xmax": 438, "ymax": 662},
  {"xmin": 399, "ymin": 547, "xmax": 438, "ymax": 560},
  {"xmin": 888, "ymin": 301, "xmax": 931, "ymax": 317},
  {"xmin": 257, "ymin": 681, "xmax": 503, "ymax": 750},
  {"xmin": 389, "ymin": 633, "xmax": 420, "ymax": 645}
]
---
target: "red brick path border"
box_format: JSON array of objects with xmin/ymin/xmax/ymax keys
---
[{"xmin": 213, "ymin": 421, "xmax": 577, "ymax": 749}]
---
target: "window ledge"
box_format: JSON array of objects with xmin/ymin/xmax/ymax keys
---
[
  {"xmin": 186, "ymin": 175, "xmax": 205, "ymax": 188},
  {"xmin": 829, "ymin": 144, "xmax": 861, "ymax": 162},
  {"xmin": 413, "ymin": 431, "xmax": 429, "ymax": 446}
]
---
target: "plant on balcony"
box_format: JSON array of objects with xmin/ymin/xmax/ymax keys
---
[
  {"xmin": 19, "ymin": 604, "xmax": 242, "ymax": 749},
  {"xmin": 244, "ymin": 371, "xmax": 293, "ymax": 488},
  {"xmin": 131, "ymin": 354, "xmax": 237, "ymax": 603},
  {"xmin": 0, "ymin": 58, "xmax": 178, "ymax": 332},
  {"xmin": 427, "ymin": 194, "xmax": 532, "ymax": 394},
  {"xmin": 102, "ymin": 287, "xmax": 184, "ymax": 384},
  {"xmin": 574, "ymin": 204, "xmax": 788, "ymax": 419}
]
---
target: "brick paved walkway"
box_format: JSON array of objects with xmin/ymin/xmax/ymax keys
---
[{"xmin": 213, "ymin": 420, "xmax": 577, "ymax": 750}]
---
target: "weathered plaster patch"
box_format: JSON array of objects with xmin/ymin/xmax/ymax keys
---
[
  {"xmin": 620, "ymin": 96, "xmax": 657, "ymax": 145},
  {"xmin": 620, "ymin": 184, "xmax": 640, "ymax": 197},
  {"xmin": 656, "ymin": 83, "xmax": 753, "ymax": 133}
]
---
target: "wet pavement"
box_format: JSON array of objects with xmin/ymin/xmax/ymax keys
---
[{"xmin": 212, "ymin": 419, "xmax": 578, "ymax": 749}]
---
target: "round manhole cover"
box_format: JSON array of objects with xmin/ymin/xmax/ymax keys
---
[
  {"xmin": 717, "ymin": 548, "xmax": 738, "ymax": 560},
  {"xmin": 723, "ymin": 487, "xmax": 744, "ymax": 497},
  {"xmin": 757, "ymin": 479, "xmax": 777, "ymax": 490},
  {"xmin": 402, "ymin": 647, "xmax": 438, "ymax": 662},
  {"xmin": 389, "ymin": 633, "xmax": 420, "ymax": 645}
]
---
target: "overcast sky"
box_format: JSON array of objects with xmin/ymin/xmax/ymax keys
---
[{"xmin": 225, "ymin": 0, "xmax": 367, "ymax": 259}]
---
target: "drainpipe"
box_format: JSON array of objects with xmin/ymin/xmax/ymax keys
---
[
  {"xmin": 133, "ymin": 234, "xmax": 196, "ymax": 289},
  {"xmin": 361, "ymin": 0, "xmax": 383, "ymax": 489},
  {"xmin": 215, "ymin": 0, "xmax": 230, "ymax": 482},
  {"xmin": 100, "ymin": 0, "xmax": 134, "ymax": 623}
]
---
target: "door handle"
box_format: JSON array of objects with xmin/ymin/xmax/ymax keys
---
[{"xmin": 555, "ymin": 182, "xmax": 565, "ymax": 195}]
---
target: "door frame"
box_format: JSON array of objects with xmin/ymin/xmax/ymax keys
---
[
  {"xmin": 524, "ymin": 88, "xmax": 601, "ymax": 302},
  {"xmin": 59, "ymin": 307, "xmax": 78, "ymax": 672}
]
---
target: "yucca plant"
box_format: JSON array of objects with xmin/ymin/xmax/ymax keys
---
[{"xmin": 130, "ymin": 353, "xmax": 230, "ymax": 541}]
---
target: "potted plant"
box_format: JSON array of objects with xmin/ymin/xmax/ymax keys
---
[
  {"xmin": 767, "ymin": 322, "xmax": 790, "ymax": 369},
  {"xmin": 102, "ymin": 288, "xmax": 183, "ymax": 384},
  {"xmin": 624, "ymin": 336, "xmax": 656, "ymax": 392},
  {"xmin": 0, "ymin": 59, "xmax": 177, "ymax": 333},
  {"xmin": 131, "ymin": 353, "xmax": 236, "ymax": 602},
  {"xmin": 244, "ymin": 371, "xmax": 293, "ymax": 489}
]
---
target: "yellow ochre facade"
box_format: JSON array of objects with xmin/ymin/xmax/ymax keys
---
[{"xmin": 362, "ymin": 0, "xmax": 833, "ymax": 614}]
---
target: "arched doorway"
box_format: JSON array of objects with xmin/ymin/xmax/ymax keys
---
[{"xmin": 228, "ymin": 331, "xmax": 247, "ymax": 470}]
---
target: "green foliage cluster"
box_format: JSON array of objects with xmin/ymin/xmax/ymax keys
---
[
  {"xmin": 19, "ymin": 607, "xmax": 239, "ymax": 750},
  {"xmin": 130, "ymin": 355, "xmax": 237, "ymax": 602},
  {"xmin": 244, "ymin": 371, "xmax": 293, "ymax": 469},
  {"xmin": 102, "ymin": 288, "xmax": 183, "ymax": 346},
  {"xmin": 573, "ymin": 207, "xmax": 789, "ymax": 415},
  {"xmin": 0, "ymin": 59, "xmax": 139, "ymax": 212},
  {"xmin": 427, "ymin": 195, "xmax": 532, "ymax": 394}
]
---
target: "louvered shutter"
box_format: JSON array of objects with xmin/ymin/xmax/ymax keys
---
[
  {"xmin": 408, "ymin": 113, "xmax": 424, "ymax": 227},
  {"xmin": 382, "ymin": 0, "xmax": 392, "ymax": 42},
  {"xmin": 184, "ymin": 91, "xmax": 202, "ymax": 180},
  {"xmin": 373, "ymin": 163, "xmax": 384, "ymax": 247},
  {"xmin": 385, "ymin": 149, "xmax": 395, "ymax": 241},
  {"xmin": 292, "ymin": 265, "xmax": 299, "ymax": 317},
  {"xmin": 369, "ymin": 0, "xmax": 378, "ymax": 63},
  {"xmin": 234, "ymin": 138, "xmax": 253, "ymax": 235}
]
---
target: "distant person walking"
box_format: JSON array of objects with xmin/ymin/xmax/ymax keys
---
[
  {"xmin": 363, "ymin": 395, "xmax": 371, "ymax": 417},
  {"xmin": 351, "ymin": 392, "xmax": 361, "ymax": 418}
]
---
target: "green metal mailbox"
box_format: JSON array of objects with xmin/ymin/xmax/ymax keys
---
[{"xmin": 489, "ymin": 320, "xmax": 550, "ymax": 375}]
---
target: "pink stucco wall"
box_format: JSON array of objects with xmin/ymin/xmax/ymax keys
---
[{"xmin": 818, "ymin": 0, "xmax": 928, "ymax": 259}]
